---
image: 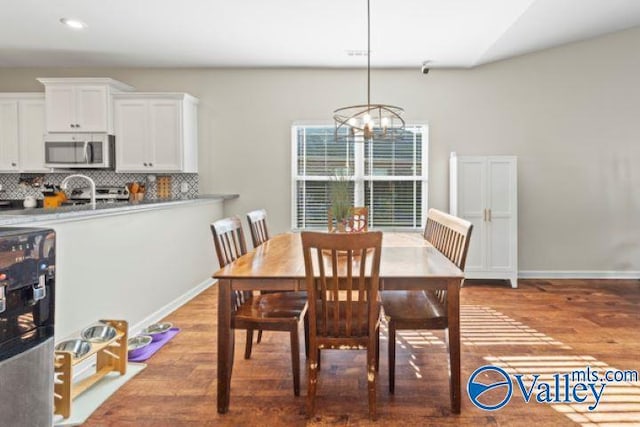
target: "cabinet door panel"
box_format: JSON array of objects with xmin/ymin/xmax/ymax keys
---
[
  {"xmin": 487, "ymin": 217, "xmax": 513, "ymax": 271},
  {"xmin": 115, "ymin": 101, "xmax": 148, "ymax": 171},
  {"xmin": 18, "ymin": 100, "xmax": 47, "ymax": 172},
  {"xmin": 0, "ymin": 101, "xmax": 19, "ymax": 171},
  {"xmin": 76, "ymin": 86, "xmax": 108, "ymax": 131},
  {"xmin": 488, "ymin": 160, "xmax": 513, "ymax": 214},
  {"xmin": 45, "ymin": 86, "xmax": 75, "ymax": 132},
  {"xmin": 149, "ymin": 100, "xmax": 182, "ymax": 171}
]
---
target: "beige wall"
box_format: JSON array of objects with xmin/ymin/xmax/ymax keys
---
[{"xmin": 1, "ymin": 27, "xmax": 638, "ymax": 273}]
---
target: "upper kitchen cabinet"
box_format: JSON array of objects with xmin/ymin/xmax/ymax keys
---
[
  {"xmin": 114, "ymin": 93, "xmax": 198, "ymax": 173},
  {"xmin": 37, "ymin": 78, "xmax": 134, "ymax": 133},
  {"xmin": 0, "ymin": 94, "xmax": 48, "ymax": 173}
]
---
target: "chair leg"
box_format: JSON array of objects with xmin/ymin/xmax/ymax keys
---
[
  {"xmin": 244, "ymin": 329, "xmax": 254, "ymax": 359},
  {"xmin": 303, "ymin": 313, "xmax": 309, "ymax": 358},
  {"xmin": 290, "ymin": 325, "xmax": 301, "ymax": 396},
  {"xmin": 367, "ymin": 342, "xmax": 377, "ymax": 420},
  {"xmin": 388, "ymin": 321, "xmax": 396, "ymax": 394},
  {"xmin": 375, "ymin": 326, "xmax": 380, "ymax": 372},
  {"xmin": 257, "ymin": 329, "xmax": 263, "ymax": 343},
  {"xmin": 307, "ymin": 345, "xmax": 318, "ymax": 418}
]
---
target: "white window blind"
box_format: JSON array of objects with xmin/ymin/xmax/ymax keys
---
[{"xmin": 292, "ymin": 124, "xmax": 428, "ymax": 230}]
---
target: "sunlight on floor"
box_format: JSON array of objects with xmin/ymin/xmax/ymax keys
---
[
  {"xmin": 461, "ymin": 305, "xmax": 570, "ymax": 348},
  {"xmin": 485, "ymin": 355, "xmax": 640, "ymax": 426}
]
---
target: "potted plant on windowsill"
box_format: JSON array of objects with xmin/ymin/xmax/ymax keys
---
[{"xmin": 329, "ymin": 169, "xmax": 351, "ymax": 233}]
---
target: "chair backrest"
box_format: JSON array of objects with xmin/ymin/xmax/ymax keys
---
[
  {"xmin": 301, "ymin": 231, "xmax": 382, "ymax": 342},
  {"xmin": 423, "ymin": 208, "xmax": 473, "ymax": 270},
  {"xmin": 348, "ymin": 207, "xmax": 369, "ymax": 232},
  {"xmin": 210, "ymin": 216, "xmax": 250, "ymax": 312},
  {"xmin": 327, "ymin": 206, "xmax": 369, "ymax": 233},
  {"xmin": 246, "ymin": 209, "xmax": 270, "ymax": 247}
]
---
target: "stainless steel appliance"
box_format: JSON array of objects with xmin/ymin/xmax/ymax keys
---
[
  {"xmin": 0, "ymin": 227, "xmax": 56, "ymax": 427},
  {"xmin": 44, "ymin": 133, "xmax": 115, "ymax": 169}
]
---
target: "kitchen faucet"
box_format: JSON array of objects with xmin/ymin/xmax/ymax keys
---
[{"xmin": 60, "ymin": 174, "xmax": 96, "ymax": 209}]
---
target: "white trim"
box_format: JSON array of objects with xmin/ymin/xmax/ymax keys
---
[
  {"xmin": 65, "ymin": 277, "xmax": 214, "ymax": 381},
  {"xmin": 519, "ymin": 271, "xmax": 640, "ymax": 279}
]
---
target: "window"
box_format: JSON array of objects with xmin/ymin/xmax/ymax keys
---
[{"xmin": 292, "ymin": 124, "xmax": 428, "ymax": 230}]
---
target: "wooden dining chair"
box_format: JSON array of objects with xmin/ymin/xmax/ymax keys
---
[
  {"xmin": 327, "ymin": 206, "xmax": 369, "ymax": 233},
  {"xmin": 211, "ymin": 216, "xmax": 308, "ymax": 396},
  {"xmin": 381, "ymin": 209, "xmax": 472, "ymax": 402},
  {"xmin": 246, "ymin": 209, "xmax": 269, "ymax": 247},
  {"xmin": 301, "ymin": 231, "xmax": 383, "ymax": 420},
  {"xmin": 348, "ymin": 206, "xmax": 368, "ymax": 232},
  {"xmin": 246, "ymin": 208, "xmax": 309, "ymax": 345}
]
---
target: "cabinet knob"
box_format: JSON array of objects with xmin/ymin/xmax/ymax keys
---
[
  {"xmin": 11, "ymin": 162, "xmax": 16, "ymax": 167},
  {"xmin": 76, "ymin": 124, "xmax": 80, "ymax": 128},
  {"xmin": 149, "ymin": 163, "xmax": 153, "ymax": 167},
  {"xmin": 143, "ymin": 163, "xmax": 148, "ymax": 167},
  {"xmin": 70, "ymin": 124, "xmax": 74, "ymax": 128}
]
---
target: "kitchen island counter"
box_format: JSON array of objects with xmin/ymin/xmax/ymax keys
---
[
  {"xmin": 0, "ymin": 194, "xmax": 238, "ymax": 226},
  {"xmin": 3, "ymin": 195, "xmax": 235, "ymax": 343}
]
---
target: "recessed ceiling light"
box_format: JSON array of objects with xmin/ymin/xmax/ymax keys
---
[{"xmin": 60, "ymin": 18, "xmax": 87, "ymax": 30}]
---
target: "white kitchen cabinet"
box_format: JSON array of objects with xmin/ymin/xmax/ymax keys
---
[
  {"xmin": 0, "ymin": 94, "xmax": 48, "ymax": 172},
  {"xmin": 114, "ymin": 93, "xmax": 198, "ymax": 173},
  {"xmin": 450, "ymin": 153, "xmax": 518, "ymax": 287},
  {"xmin": 37, "ymin": 78, "xmax": 133, "ymax": 133}
]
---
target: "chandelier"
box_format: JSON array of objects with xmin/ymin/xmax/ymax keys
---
[{"xmin": 333, "ymin": 0, "xmax": 405, "ymax": 141}]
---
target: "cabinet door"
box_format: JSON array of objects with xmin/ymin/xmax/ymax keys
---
[
  {"xmin": 148, "ymin": 100, "xmax": 182, "ymax": 171},
  {"xmin": 486, "ymin": 158, "xmax": 517, "ymax": 273},
  {"xmin": 457, "ymin": 158, "xmax": 486, "ymax": 272},
  {"xmin": 18, "ymin": 100, "xmax": 47, "ymax": 172},
  {"xmin": 115, "ymin": 100, "xmax": 149, "ymax": 172},
  {"xmin": 0, "ymin": 101, "xmax": 19, "ymax": 171},
  {"xmin": 45, "ymin": 86, "xmax": 75, "ymax": 132},
  {"xmin": 76, "ymin": 86, "xmax": 108, "ymax": 132}
]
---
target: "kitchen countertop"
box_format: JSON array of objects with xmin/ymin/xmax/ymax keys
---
[{"xmin": 0, "ymin": 194, "xmax": 238, "ymax": 225}]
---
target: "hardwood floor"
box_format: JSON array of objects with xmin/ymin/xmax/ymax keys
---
[{"xmin": 85, "ymin": 279, "xmax": 640, "ymax": 426}]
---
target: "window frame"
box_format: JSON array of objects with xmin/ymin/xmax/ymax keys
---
[{"xmin": 291, "ymin": 122, "xmax": 429, "ymax": 231}]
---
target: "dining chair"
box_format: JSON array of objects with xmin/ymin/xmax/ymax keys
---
[
  {"xmin": 211, "ymin": 216, "xmax": 308, "ymax": 396},
  {"xmin": 301, "ymin": 231, "xmax": 383, "ymax": 420},
  {"xmin": 348, "ymin": 206, "xmax": 368, "ymax": 232},
  {"xmin": 246, "ymin": 208, "xmax": 309, "ymax": 346},
  {"xmin": 380, "ymin": 209, "xmax": 472, "ymax": 400},
  {"xmin": 246, "ymin": 209, "xmax": 269, "ymax": 247},
  {"xmin": 327, "ymin": 206, "xmax": 369, "ymax": 233}
]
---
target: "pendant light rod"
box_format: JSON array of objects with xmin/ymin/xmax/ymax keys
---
[{"xmin": 367, "ymin": 0, "xmax": 371, "ymax": 107}]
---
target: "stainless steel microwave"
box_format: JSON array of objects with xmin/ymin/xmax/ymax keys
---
[{"xmin": 44, "ymin": 134, "xmax": 115, "ymax": 169}]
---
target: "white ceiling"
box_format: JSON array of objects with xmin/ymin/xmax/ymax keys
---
[{"xmin": 1, "ymin": 0, "xmax": 640, "ymax": 69}]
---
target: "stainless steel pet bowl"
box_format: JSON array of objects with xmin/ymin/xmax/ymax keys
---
[
  {"xmin": 55, "ymin": 339, "xmax": 92, "ymax": 359},
  {"xmin": 127, "ymin": 335, "xmax": 153, "ymax": 358},
  {"xmin": 81, "ymin": 324, "xmax": 117, "ymax": 343},
  {"xmin": 142, "ymin": 322, "xmax": 173, "ymax": 341}
]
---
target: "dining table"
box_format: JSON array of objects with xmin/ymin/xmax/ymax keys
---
[{"xmin": 213, "ymin": 232, "xmax": 464, "ymax": 414}]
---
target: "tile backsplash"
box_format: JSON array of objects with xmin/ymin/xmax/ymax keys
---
[{"xmin": 0, "ymin": 171, "xmax": 198, "ymax": 200}]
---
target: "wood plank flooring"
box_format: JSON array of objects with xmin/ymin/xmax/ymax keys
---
[{"xmin": 85, "ymin": 279, "xmax": 640, "ymax": 426}]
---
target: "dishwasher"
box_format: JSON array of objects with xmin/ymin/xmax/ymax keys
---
[{"xmin": 0, "ymin": 227, "xmax": 56, "ymax": 427}]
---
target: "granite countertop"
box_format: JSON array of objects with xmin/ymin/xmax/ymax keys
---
[{"xmin": 0, "ymin": 194, "xmax": 238, "ymax": 225}]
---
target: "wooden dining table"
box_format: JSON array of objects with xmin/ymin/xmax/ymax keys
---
[{"xmin": 213, "ymin": 232, "xmax": 464, "ymax": 414}]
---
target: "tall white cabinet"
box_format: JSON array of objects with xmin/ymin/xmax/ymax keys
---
[
  {"xmin": 0, "ymin": 94, "xmax": 48, "ymax": 172},
  {"xmin": 113, "ymin": 93, "xmax": 198, "ymax": 173},
  {"xmin": 449, "ymin": 153, "xmax": 518, "ymax": 287}
]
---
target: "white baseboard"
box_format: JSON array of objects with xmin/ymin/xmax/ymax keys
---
[
  {"xmin": 69, "ymin": 277, "xmax": 215, "ymax": 380},
  {"xmin": 519, "ymin": 271, "xmax": 640, "ymax": 279},
  {"xmin": 128, "ymin": 277, "xmax": 215, "ymax": 336}
]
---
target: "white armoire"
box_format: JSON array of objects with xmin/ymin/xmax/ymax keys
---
[{"xmin": 449, "ymin": 153, "xmax": 518, "ymax": 288}]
